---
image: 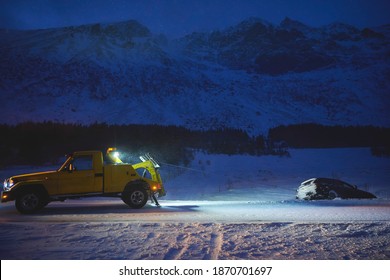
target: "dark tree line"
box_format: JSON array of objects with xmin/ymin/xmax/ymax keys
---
[
  {"xmin": 269, "ymin": 123, "xmax": 390, "ymax": 149},
  {"xmin": 2, "ymin": 122, "xmax": 388, "ymax": 167},
  {"xmin": 0, "ymin": 122, "xmax": 266, "ymax": 166}
]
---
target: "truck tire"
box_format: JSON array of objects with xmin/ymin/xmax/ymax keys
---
[
  {"xmin": 15, "ymin": 191, "xmax": 47, "ymax": 214},
  {"xmin": 121, "ymin": 186, "xmax": 148, "ymax": 209}
]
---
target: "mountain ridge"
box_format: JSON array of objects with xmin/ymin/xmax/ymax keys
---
[{"xmin": 0, "ymin": 18, "xmax": 389, "ymax": 134}]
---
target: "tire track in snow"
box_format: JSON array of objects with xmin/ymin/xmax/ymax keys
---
[
  {"xmin": 163, "ymin": 232, "xmax": 191, "ymax": 260},
  {"xmin": 1, "ymin": 222, "xmax": 390, "ymax": 259},
  {"xmin": 204, "ymin": 224, "xmax": 223, "ymax": 260}
]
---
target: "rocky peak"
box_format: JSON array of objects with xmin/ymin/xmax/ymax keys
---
[
  {"xmin": 279, "ymin": 17, "xmax": 310, "ymax": 32},
  {"xmin": 65, "ymin": 19, "xmax": 151, "ymax": 39}
]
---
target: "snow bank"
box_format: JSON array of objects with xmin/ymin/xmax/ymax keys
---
[{"xmin": 162, "ymin": 148, "xmax": 390, "ymax": 200}]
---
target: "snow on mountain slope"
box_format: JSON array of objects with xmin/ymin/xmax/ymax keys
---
[{"xmin": 0, "ymin": 18, "xmax": 389, "ymax": 134}]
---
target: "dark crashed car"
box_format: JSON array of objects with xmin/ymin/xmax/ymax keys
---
[{"xmin": 296, "ymin": 178, "xmax": 376, "ymax": 200}]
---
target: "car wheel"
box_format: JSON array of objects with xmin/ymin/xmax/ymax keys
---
[
  {"xmin": 328, "ymin": 190, "xmax": 338, "ymax": 200},
  {"xmin": 15, "ymin": 191, "xmax": 46, "ymax": 214},
  {"xmin": 122, "ymin": 186, "xmax": 148, "ymax": 209}
]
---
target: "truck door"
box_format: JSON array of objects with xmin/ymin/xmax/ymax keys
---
[{"xmin": 57, "ymin": 155, "xmax": 102, "ymax": 195}]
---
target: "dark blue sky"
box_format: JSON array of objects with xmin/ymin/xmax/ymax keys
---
[{"xmin": 1, "ymin": 0, "xmax": 389, "ymax": 37}]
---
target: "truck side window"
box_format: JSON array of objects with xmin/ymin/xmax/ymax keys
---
[{"xmin": 71, "ymin": 156, "xmax": 93, "ymax": 171}]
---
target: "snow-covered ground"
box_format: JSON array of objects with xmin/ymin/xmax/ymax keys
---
[{"xmin": 0, "ymin": 148, "xmax": 389, "ymax": 260}]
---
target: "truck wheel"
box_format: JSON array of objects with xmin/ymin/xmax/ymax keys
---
[
  {"xmin": 15, "ymin": 191, "xmax": 46, "ymax": 214},
  {"xmin": 122, "ymin": 186, "xmax": 148, "ymax": 209}
]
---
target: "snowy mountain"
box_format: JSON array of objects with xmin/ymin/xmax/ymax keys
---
[{"xmin": 0, "ymin": 18, "xmax": 389, "ymax": 134}]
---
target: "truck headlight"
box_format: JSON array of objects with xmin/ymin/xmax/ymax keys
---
[{"xmin": 3, "ymin": 179, "xmax": 14, "ymax": 191}]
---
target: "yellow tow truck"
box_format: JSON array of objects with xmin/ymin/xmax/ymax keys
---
[{"xmin": 1, "ymin": 148, "xmax": 166, "ymax": 214}]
